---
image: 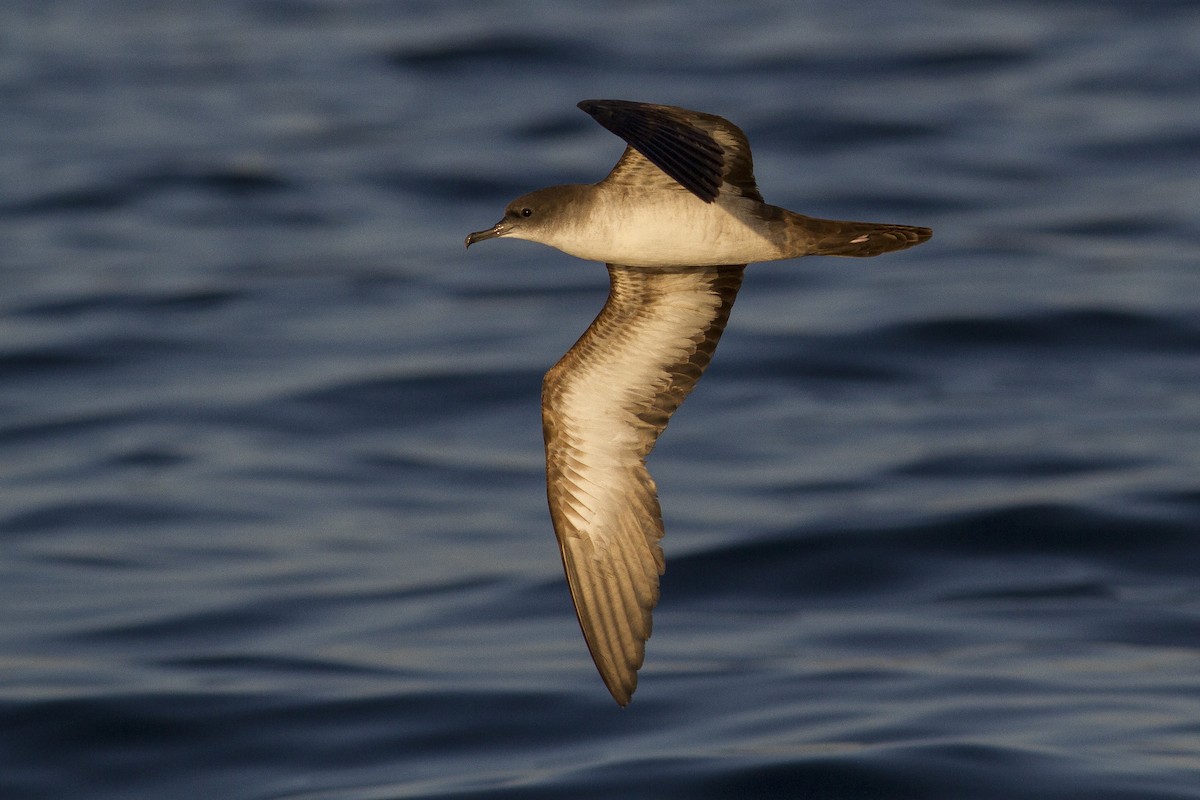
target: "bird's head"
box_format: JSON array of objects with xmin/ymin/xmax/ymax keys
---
[{"xmin": 464, "ymin": 186, "xmax": 582, "ymax": 249}]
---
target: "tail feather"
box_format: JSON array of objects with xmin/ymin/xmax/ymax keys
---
[{"xmin": 789, "ymin": 213, "xmax": 932, "ymax": 257}]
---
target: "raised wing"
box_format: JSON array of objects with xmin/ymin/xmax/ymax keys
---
[
  {"xmin": 579, "ymin": 99, "xmax": 763, "ymax": 203},
  {"xmin": 542, "ymin": 263, "xmax": 745, "ymax": 705}
]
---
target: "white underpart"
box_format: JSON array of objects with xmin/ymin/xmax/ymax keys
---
[{"xmin": 533, "ymin": 187, "xmax": 787, "ymax": 267}]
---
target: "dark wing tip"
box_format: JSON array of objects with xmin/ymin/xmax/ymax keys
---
[
  {"xmin": 578, "ymin": 99, "xmax": 725, "ymax": 203},
  {"xmin": 609, "ymin": 682, "xmax": 634, "ymax": 707},
  {"xmin": 577, "ymin": 98, "xmax": 638, "ymax": 117}
]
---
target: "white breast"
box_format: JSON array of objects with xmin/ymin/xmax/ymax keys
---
[{"xmin": 546, "ymin": 190, "xmax": 787, "ymax": 267}]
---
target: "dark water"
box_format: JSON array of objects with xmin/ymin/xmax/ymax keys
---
[{"xmin": 3, "ymin": 1, "xmax": 1200, "ymax": 798}]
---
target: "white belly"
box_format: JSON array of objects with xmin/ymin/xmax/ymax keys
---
[{"xmin": 546, "ymin": 192, "xmax": 788, "ymax": 267}]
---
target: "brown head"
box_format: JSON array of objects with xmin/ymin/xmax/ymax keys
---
[{"xmin": 464, "ymin": 185, "xmax": 588, "ymax": 249}]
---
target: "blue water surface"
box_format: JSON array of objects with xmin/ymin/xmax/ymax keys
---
[{"xmin": 2, "ymin": 1, "xmax": 1200, "ymax": 798}]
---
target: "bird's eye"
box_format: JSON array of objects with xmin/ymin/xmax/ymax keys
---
[{"xmin": 520, "ymin": 207, "xmax": 533, "ymax": 218}]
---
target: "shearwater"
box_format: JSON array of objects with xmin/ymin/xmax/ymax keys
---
[{"xmin": 466, "ymin": 99, "xmax": 932, "ymax": 706}]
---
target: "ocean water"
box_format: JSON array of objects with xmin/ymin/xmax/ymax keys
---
[{"xmin": 3, "ymin": 1, "xmax": 1200, "ymax": 798}]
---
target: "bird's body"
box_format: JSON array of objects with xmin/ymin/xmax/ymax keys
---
[
  {"xmin": 466, "ymin": 99, "xmax": 931, "ymax": 705},
  {"xmin": 510, "ymin": 183, "xmax": 792, "ymax": 267}
]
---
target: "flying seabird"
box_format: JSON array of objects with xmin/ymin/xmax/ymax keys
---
[{"xmin": 466, "ymin": 99, "xmax": 931, "ymax": 706}]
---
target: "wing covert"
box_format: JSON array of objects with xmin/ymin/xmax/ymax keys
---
[
  {"xmin": 542, "ymin": 263, "xmax": 744, "ymax": 704},
  {"xmin": 579, "ymin": 99, "xmax": 763, "ymax": 203}
]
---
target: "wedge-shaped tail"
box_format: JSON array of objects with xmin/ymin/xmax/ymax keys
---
[{"xmin": 783, "ymin": 211, "xmax": 932, "ymax": 258}]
